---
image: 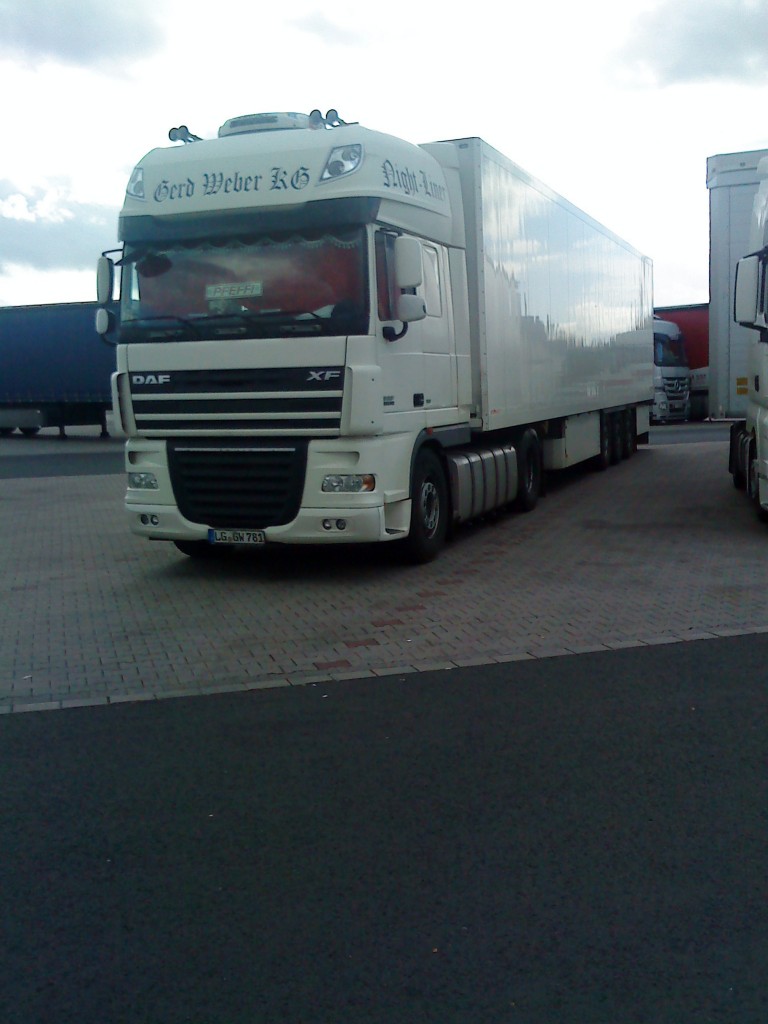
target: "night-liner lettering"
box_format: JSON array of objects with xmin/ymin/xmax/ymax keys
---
[
  {"xmin": 381, "ymin": 160, "xmax": 447, "ymax": 202},
  {"xmin": 152, "ymin": 166, "xmax": 310, "ymax": 204}
]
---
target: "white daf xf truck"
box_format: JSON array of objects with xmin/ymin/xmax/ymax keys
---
[
  {"xmin": 730, "ymin": 155, "xmax": 768, "ymax": 520},
  {"xmin": 96, "ymin": 110, "xmax": 653, "ymax": 562}
]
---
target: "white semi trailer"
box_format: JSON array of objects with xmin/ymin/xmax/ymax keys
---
[
  {"xmin": 96, "ymin": 110, "xmax": 653, "ymax": 562},
  {"xmin": 730, "ymin": 155, "xmax": 768, "ymax": 520},
  {"xmin": 707, "ymin": 148, "xmax": 768, "ymax": 418}
]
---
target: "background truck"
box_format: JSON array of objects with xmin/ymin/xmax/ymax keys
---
[
  {"xmin": 0, "ymin": 302, "xmax": 115, "ymax": 437},
  {"xmin": 707, "ymin": 149, "xmax": 768, "ymax": 418},
  {"xmin": 651, "ymin": 316, "xmax": 690, "ymax": 423},
  {"xmin": 96, "ymin": 110, "xmax": 653, "ymax": 562},
  {"xmin": 654, "ymin": 303, "xmax": 709, "ymax": 419},
  {"xmin": 730, "ymin": 154, "xmax": 768, "ymax": 520}
]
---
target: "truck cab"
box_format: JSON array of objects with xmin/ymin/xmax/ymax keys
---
[{"xmin": 652, "ymin": 317, "xmax": 690, "ymax": 423}]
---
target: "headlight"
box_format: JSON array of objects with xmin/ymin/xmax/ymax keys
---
[
  {"xmin": 322, "ymin": 473, "xmax": 375, "ymax": 493},
  {"xmin": 126, "ymin": 166, "xmax": 145, "ymax": 200},
  {"xmin": 129, "ymin": 471, "xmax": 159, "ymax": 489},
  {"xmin": 320, "ymin": 144, "xmax": 362, "ymax": 181}
]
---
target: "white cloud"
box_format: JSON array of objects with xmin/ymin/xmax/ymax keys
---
[
  {"xmin": 0, "ymin": 181, "xmax": 117, "ymax": 273},
  {"xmin": 289, "ymin": 11, "xmax": 365, "ymax": 47},
  {"xmin": 0, "ymin": 0, "xmax": 167, "ymax": 71},
  {"xmin": 619, "ymin": 0, "xmax": 768, "ymax": 85},
  {"xmin": 0, "ymin": 264, "xmax": 94, "ymax": 306}
]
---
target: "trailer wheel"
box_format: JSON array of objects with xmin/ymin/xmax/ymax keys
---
[
  {"xmin": 20, "ymin": 427, "xmax": 40, "ymax": 437},
  {"xmin": 593, "ymin": 414, "xmax": 611, "ymax": 471},
  {"xmin": 405, "ymin": 448, "xmax": 448, "ymax": 563},
  {"xmin": 609, "ymin": 413, "xmax": 622, "ymax": 464},
  {"xmin": 515, "ymin": 428, "xmax": 542, "ymax": 512},
  {"xmin": 0, "ymin": 428, "xmax": 13, "ymax": 437},
  {"xmin": 620, "ymin": 411, "xmax": 633, "ymax": 459}
]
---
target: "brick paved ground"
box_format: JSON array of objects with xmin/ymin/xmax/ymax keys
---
[{"xmin": 1, "ymin": 439, "xmax": 765, "ymax": 712}]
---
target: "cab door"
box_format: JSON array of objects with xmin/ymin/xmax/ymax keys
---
[
  {"xmin": 374, "ymin": 230, "xmax": 457, "ymax": 421},
  {"xmin": 418, "ymin": 242, "xmax": 457, "ymax": 414}
]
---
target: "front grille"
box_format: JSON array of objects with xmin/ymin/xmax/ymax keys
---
[
  {"xmin": 664, "ymin": 378, "xmax": 688, "ymax": 397},
  {"xmin": 167, "ymin": 439, "xmax": 308, "ymax": 529},
  {"xmin": 130, "ymin": 366, "xmax": 343, "ymax": 436}
]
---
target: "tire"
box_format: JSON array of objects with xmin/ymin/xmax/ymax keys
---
[
  {"xmin": 20, "ymin": 427, "xmax": 40, "ymax": 437},
  {"xmin": 609, "ymin": 413, "xmax": 621, "ymax": 465},
  {"xmin": 514, "ymin": 428, "xmax": 542, "ymax": 512},
  {"xmin": 593, "ymin": 414, "xmax": 611, "ymax": 471},
  {"xmin": 730, "ymin": 424, "xmax": 747, "ymax": 489},
  {"xmin": 405, "ymin": 448, "xmax": 448, "ymax": 563},
  {"xmin": 748, "ymin": 447, "xmax": 768, "ymax": 522},
  {"xmin": 620, "ymin": 411, "xmax": 634, "ymax": 459}
]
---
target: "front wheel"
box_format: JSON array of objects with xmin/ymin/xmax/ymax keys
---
[
  {"xmin": 748, "ymin": 447, "xmax": 768, "ymax": 522},
  {"xmin": 405, "ymin": 449, "xmax": 448, "ymax": 563}
]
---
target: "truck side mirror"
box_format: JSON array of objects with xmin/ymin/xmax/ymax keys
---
[
  {"xmin": 96, "ymin": 256, "xmax": 115, "ymax": 305},
  {"xmin": 394, "ymin": 236, "xmax": 423, "ymax": 289},
  {"xmin": 397, "ymin": 293, "xmax": 427, "ymax": 323},
  {"xmin": 95, "ymin": 307, "xmax": 114, "ymax": 337},
  {"xmin": 734, "ymin": 254, "xmax": 761, "ymax": 328}
]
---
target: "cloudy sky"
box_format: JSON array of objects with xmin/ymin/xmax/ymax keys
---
[{"xmin": 1, "ymin": 0, "xmax": 767, "ymax": 308}]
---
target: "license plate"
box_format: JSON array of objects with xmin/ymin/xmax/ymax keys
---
[{"xmin": 208, "ymin": 528, "xmax": 266, "ymax": 545}]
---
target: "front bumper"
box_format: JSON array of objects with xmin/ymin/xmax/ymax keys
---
[{"xmin": 127, "ymin": 499, "xmax": 405, "ymax": 544}]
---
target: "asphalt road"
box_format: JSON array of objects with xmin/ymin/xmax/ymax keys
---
[{"xmin": 2, "ymin": 637, "xmax": 767, "ymax": 1024}]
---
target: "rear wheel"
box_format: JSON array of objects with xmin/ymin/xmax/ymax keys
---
[
  {"xmin": 620, "ymin": 410, "xmax": 634, "ymax": 459},
  {"xmin": 593, "ymin": 414, "xmax": 611, "ymax": 471},
  {"xmin": 609, "ymin": 413, "xmax": 621, "ymax": 464},
  {"xmin": 405, "ymin": 449, "xmax": 448, "ymax": 563},
  {"xmin": 514, "ymin": 428, "xmax": 542, "ymax": 512}
]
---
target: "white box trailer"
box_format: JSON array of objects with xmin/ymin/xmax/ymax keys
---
[
  {"xmin": 97, "ymin": 112, "xmax": 653, "ymax": 562},
  {"xmin": 729, "ymin": 155, "xmax": 768, "ymax": 520},
  {"xmin": 707, "ymin": 148, "xmax": 768, "ymax": 418},
  {"xmin": 424, "ymin": 138, "xmax": 653, "ymax": 442}
]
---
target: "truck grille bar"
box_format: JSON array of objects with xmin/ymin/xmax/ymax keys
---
[
  {"xmin": 130, "ymin": 367, "xmax": 343, "ymax": 436},
  {"xmin": 167, "ymin": 439, "xmax": 308, "ymax": 528}
]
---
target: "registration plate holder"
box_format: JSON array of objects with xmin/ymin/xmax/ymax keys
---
[{"xmin": 208, "ymin": 528, "xmax": 266, "ymax": 545}]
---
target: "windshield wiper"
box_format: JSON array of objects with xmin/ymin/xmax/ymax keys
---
[
  {"xmin": 204, "ymin": 310, "xmax": 331, "ymax": 335},
  {"xmin": 127, "ymin": 315, "xmax": 203, "ymax": 339}
]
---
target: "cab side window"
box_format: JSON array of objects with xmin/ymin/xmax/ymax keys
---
[
  {"xmin": 421, "ymin": 245, "xmax": 442, "ymax": 317},
  {"xmin": 375, "ymin": 231, "xmax": 398, "ymax": 321}
]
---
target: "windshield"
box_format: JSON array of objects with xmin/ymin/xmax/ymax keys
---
[
  {"xmin": 654, "ymin": 335, "xmax": 688, "ymax": 368},
  {"xmin": 119, "ymin": 228, "xmax": 369, "ymax": 341}
]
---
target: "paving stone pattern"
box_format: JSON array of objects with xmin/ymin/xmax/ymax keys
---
[{"xmin": 2, "ymin": 441, "xmax": 766, "ymax": 711}]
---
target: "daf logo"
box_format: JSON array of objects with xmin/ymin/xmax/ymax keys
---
[
  {"xmin": 307, "ymin": 370, "xmax": 341, "ymax": 382},
  {"xmin": 132, "ymin": 374, "xmax": 171, "ymax": 385}
]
